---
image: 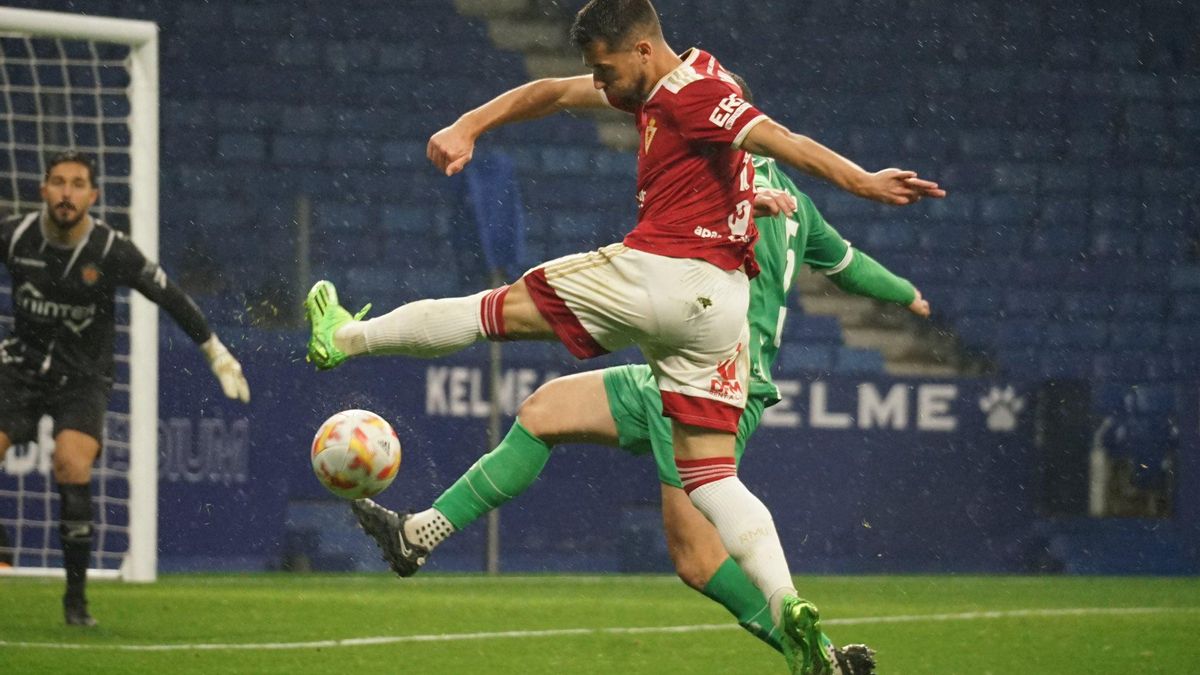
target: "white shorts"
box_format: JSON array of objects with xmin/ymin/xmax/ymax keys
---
[{"xmin": 523, "ymin": 243, "xmax": 750, "ymax": 432}]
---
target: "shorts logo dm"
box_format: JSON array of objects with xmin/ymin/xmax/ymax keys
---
[{"xmin": 709, "ymin": 343, "xmax": 744, "ymax": 402}]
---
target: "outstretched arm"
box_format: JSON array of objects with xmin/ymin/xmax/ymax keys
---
[
  {"xmin": 113, "ymin": 233, "xmax": 250, "ymax": 403},
  {"xmin": 129, "ymin": 265, "xmax": 251, "ymax": 403},
  {"xmin": 428, "ymin": 75, "xmax": 605, "ymax": 176},
  {"xmin": 828, "ymin": 249, "xmax": 930, "ymax": 318},
  {"xmin": 740, "ymin": 119, "xmax": 945, "ymax": 205}
]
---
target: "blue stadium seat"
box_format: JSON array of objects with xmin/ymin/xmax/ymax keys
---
[
  {"xmin": 1039, "ymin": 165, "xmax": 1090, "ymax": 194},
  {"xmin": 324, "ymin": 138, "xmax": 376, "ymax": 167},
  {"xmin": 774, "ymin": 345, "xmax": 835, "ymax": 374},
  {"xmin": 976, "ymin": 225, "xmax": 1028, "ymax": 256},
  {"xmin": 1010, "ymin": 131, "xmax": 1061, "ymax": 162},
  {"xmin": 990, "ymin": 163, "xmax": 1040, "ymax": 193},
  {"xmin": 782, "ymin": 314, "xmax": 843, "ymax": 345},
  {"xmin": 1169, "ymin": 265, "xmax": 1200, "ymax": 291},
  {"xmin": 979, "ymin": 195, "xmax": 1038, "ymax": 225},
  {"xmin": 381, "ymin": 205, "xmax": 438, "ymax": 235},
  {"xmin": 1108, "ymin": 322, "xmax": 1163, "ymax": 350},
  {"xmin": 1003, "ymin": 290, "xmax": 1058, "ymax": 317},
  {"xmin": 1089, "ymin": 229, "xmax": 1139, "ymax": 258},
  {"xmin": 947, "ymin": 287, "xmax": 1000, "ymax": 317},
  {"xmin": 1113, "ymin": 293, "xmax": 1167, "ymax": 319},
  {"xmin": 862, "ymin": 221, "xmax": 917, "ymax": 251},
  {"xmin": 1092, "ymin": 352, "xmax": 1172, "ymax": 381},
  {"xmin": 1035, "ymin": 350, "xmax": 1092, "ymax": 379},
  {"xmin": 1045, "ymin": 323, "xmax": 1108, "ymax": 350},
  {"xmin": 271, "ymin": 134, "xmax": 326, "ymax": 165},
  {"xmin": 1036, "ymin": 198, "xmax": 1088, "ymax": 228},
  {"xmin": 918, "ymin": 224, "xmax": 975, "ymax": 252},
  {"xmin": 1164, "ymin": 322, "xmax": 1200, "ymax": 351},
  {"xmin": 1029, "ymin": 228, "xmax": 1089, "ymax": 256},
  {"xmin": 951, "ymin": 317, "xmax": 999, "ymax": 349},
  {"xmin": 1092, "ymin": 196, "xmax": 1141, "ymax": 225},
  {"xmin": 994, "ymin": 319, "xmax": 1046, "ymax": 349},
  {"xmin": 835, "ymin": 347, "xmax": 886, "ymax": 374},
  {"xmin": 961, "ymin": 258, "xmax": 1016, "ymax": 287},
  {"xmin": 1170, "ymin": 293, "xmax": 1200, "ymax": 319},
  {"xmin": 315, "ymin": 201, "xmax": 371, "ymax": 231},
  {"xmin": 1171, "ymin": 350, "xmax": 1200, "ymax": 378},
  {"xmin": 551, "ymin": 212, "xmax": 612, "ymax": 241},
  {"xmin": 216, "ymin": 132, "xmax": 267, "ymax": 162},
  {"xmin": 1060, "ymin": 292, "xmax": 1112, "ymax": 319},
  {"xmin": 1127, "ymin": 384, "xmax": 1176, "ymax": 415}
]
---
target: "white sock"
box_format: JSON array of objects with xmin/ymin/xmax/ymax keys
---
[
  {"xmin": 687, "ymin": 476, "xmax": 797, "ymax": 625},
  {"xmin": 334, "ymin": 290, "xmax": 488, "ymax": 358},
  {"xmin": 404, "ymin": 508, "xmax": 457, "ymax": 551}
]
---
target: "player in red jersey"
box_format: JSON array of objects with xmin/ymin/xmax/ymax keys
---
[{"xmin": 308, "ymin": 3, "xmax": 942, "ymax": 672}]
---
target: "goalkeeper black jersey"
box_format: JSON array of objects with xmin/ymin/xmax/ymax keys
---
[{"xmin": 0, "ymin": 210, "xmax": 211, "ymax": 382}]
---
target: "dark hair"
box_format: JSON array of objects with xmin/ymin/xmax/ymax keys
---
[
  {"xmin": 726, "ymin": 71, "xmax": 754, "ymax": 105},
  {"xmin": 569, "ymin": 0, "xmax": 661, "ymax": 50},
  {"xmin": 44, "ymin": 150, "xmax": 97, "ymax": 187}
]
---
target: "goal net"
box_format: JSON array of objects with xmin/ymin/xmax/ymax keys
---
[{"xmin": 0, "ymin": 8, "xmax": 158, "ymax": 582}]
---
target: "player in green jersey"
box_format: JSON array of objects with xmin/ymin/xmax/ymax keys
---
[{"xmin": 349, "ymin": 82, "xmax": 929, "ymax": 675}]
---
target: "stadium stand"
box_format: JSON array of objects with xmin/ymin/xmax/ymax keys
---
[{"xmin": 4, "ymin": 0, "xmax": 1194, "ymax": 383}]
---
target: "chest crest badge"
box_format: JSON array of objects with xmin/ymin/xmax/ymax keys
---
[
  {"xmin": 644, "ymin": 117, "xmax": 657, "ymax": 154},
  {"xmin": 81, "ymin": 263, "xmax": 101, "ymax": 286}
]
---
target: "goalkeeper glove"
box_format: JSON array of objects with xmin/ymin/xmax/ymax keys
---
[{"xmin": 200, "ymin": 335, "xmax": 250, "ymax": 403}]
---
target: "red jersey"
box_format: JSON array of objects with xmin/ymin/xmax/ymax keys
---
[{"xmin": 605, "ymin": 49, "xmax": 766, "ymax": 276}]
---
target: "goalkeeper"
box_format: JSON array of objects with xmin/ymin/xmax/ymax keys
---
[
  {"xmin": 349, "ymin": 76, "xmax": 927, "ymax": 673},
  {"xmin": 0, "ymin": 151, "xmax": 250, "ymax": 626}
]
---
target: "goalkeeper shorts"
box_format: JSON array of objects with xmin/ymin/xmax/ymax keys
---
[{"xmin": 0, "ymin": 363, "xmax": 110, "ymax": 444}]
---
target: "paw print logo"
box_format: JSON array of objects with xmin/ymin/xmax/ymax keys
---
[{"xmin": 979, "ymin": 386, "xmax": 1025, "ymax": 432}]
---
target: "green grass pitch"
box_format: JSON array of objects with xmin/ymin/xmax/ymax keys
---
[{"xmin": 2, "ymin": 574, "xmax": 1198, "ymax": 673}]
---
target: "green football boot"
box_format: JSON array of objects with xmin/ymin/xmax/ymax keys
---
[
  {"xmin": 780, "ymin": 595, "xmax": 835, "ymax": 675},
  {"xmin": 304, "ymin": 280, "xmax": 371, "ymax": 370}
]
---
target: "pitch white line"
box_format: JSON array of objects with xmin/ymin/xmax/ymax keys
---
[{"xmin": 2, "ymin": 607, "xmax": 1197, "ymax": 651}]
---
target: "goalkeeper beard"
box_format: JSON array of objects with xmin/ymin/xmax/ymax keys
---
[{"xmin": 334, "ymin": 289, "xmax": 496, "ymax": 358}]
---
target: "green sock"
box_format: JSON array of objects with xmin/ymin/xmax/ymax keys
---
[
  {"xmin": 432, "ymin": 421, "xmax": 552, "ymax": 530},
  {"xmin": 701, "ymin": 557, "xmax": 784, "ymax": 654}
]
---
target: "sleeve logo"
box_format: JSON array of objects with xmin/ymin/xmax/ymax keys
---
[{"xmin": 709, "ymin": 93, "xmax": 751, "ymax": 130}]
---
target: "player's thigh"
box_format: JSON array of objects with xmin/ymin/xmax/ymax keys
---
[
  {"xmin": 517, "ymin": 370, "xmax": 619, "ymax": 445},
  {"xmin": 47, "ymin": 377, "xmax": 109, "ymax": 482},
  {"xmin": 520, "ymin": 244, "xmax": 648, "ymax": 355},
  {"xmin": 660, "ymin": 483, "xmax": 728, "ymax": 588},
  {"xmin": 52, "ymin": 430, "xmax": 101, "ymax": 483},
  {"xmin": 0, "ymin": 431, "xmax": 10, "ymax": 461},
  {"xmin": 501, "ymin": 278, "xmax": 557, "ymax": 338}
]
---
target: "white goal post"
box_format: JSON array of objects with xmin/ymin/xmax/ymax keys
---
[{"xmin": 0, "ymin": 7, "xmax": 158, "ymax": 582}]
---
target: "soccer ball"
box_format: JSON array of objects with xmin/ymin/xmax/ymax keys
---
[{"xmin": 310, "ymin": 409, "xmax": 402, "ymax": 499}]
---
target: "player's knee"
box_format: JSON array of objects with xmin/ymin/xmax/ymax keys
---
[
  {"xmin": 515, "ymin": 382, "xmax": 560, "ymax": 439},
  {"xmin": 52, "ymin": 453, "xmax": 93, "ymax": 484}
]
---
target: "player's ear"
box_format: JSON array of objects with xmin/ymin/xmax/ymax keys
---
[{"xmin": 635, "ymin": 39, "xmax": 652, "ymax": 62}]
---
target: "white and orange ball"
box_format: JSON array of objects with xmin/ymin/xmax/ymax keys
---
[{"xmin": 310, "ymin": 409, "xmax": 402, "ymax": 499}]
